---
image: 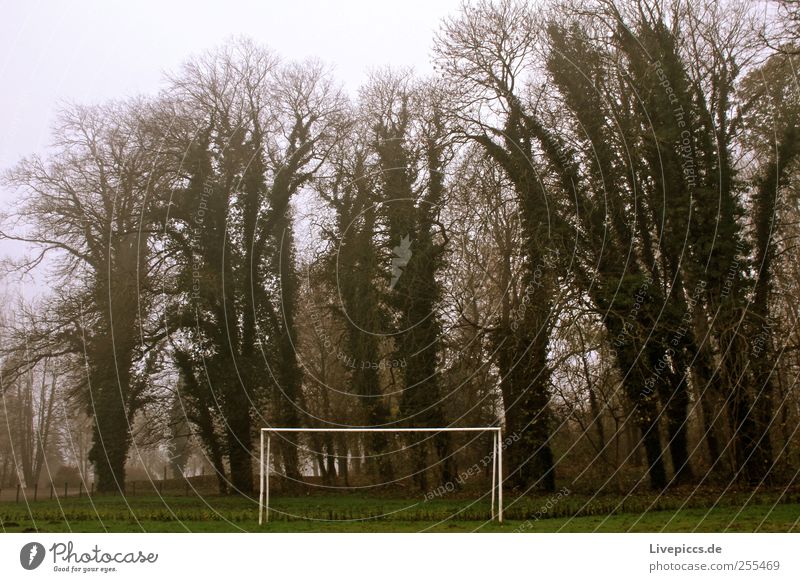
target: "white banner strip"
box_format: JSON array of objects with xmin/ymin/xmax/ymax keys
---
[{"xmin": 1, "ymin": 533, "xmax": 797, "ymax": 581}]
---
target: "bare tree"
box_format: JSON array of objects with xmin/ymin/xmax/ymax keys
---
[{"xmin": 2, "ymin": 100, "xmax": 172, "ymax": 492}]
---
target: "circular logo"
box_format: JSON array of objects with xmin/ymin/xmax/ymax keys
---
[{"xmin": 20, "ymin": 542, "xmax": 46, "ymax": 570}]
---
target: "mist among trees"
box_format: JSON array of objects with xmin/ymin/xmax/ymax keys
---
[{"xmin": 1, "ymin": 0, "xmax": 799, "ymax": 499}]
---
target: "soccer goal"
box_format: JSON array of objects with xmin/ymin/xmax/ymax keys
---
[{"xmin": 258, "ymin": 427, "xmax": 504, "ymax": 524}]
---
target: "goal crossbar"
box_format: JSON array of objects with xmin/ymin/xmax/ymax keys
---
[{"xmin": 258, "ymin": 427, "xmax": 503, "ymax": 524}]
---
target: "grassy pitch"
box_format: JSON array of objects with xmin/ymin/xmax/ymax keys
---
[{"xmin": 1, "ymin": 489, "xmax": 798, "ymax": 532}]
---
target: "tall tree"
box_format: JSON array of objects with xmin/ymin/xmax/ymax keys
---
[
  {"xmin": 316, "ymin": 120, "xmax": 396, "ymax": 480},
  {"xmin": 157, "ymin": 40, "xmax": 345, "ymax": 492},
  {"xmin": 2, "ymin": 102, "xmax": 170, "ymax": 492},
  {"xmin": 363, "ymin": 73, "xmax": 454, "ymax": 490},
  {"xmin": 738, "ymin": 47, "xmax": 800, "ymax": 482},
  {"xmin": 435, "ymin": 0, "xmax": 562, "ymax": 491}
]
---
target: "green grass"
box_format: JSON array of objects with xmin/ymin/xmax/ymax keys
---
[{"xmin": 1, "ymin": 490, "xmax": 798, "ymax": 532}]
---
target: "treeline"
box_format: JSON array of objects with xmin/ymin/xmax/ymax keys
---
[{"xmin": 1, "ymin": 0, "xmax": 799, "ymax": 496}]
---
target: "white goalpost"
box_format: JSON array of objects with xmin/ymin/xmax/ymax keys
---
[{"xmin": 258, "ymin": 427, "xmax": 504, "ymax": 524}]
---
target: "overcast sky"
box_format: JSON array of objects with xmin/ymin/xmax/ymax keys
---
[
  {"xmin": 0, "ymin": 0, "xmax": 463, "ymax": 173},
  {"xmin": 0, "ymin": 0, "xmax": 465, "ymax": 296}
]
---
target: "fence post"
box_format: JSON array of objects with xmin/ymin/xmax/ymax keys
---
[
  {"xmin": 50, "ymin": 483, "xmax": 54, "ymax": 500},
  {"xmin": 91, "ymin": 482, "xmax": 94, "ymax": 496},
  {"xmin": 64, "ymin": 482, "xmax": 68, "ymax": 498},
  {"xmin": 78, "ymin": 482, "xmax": 82, "ymax": 498},
  {"xmin": 34, "ymin": 483, "xmax": 38, "ymax": 501},
  {"xmin": 16, "ymin": 484, "xmax": 20, "ymax": 503}
]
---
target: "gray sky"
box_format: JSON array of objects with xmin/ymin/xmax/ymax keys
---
[
  {"xmin": 0, "ymin": 0, "xmax": 462, "ymax": 173},
  {"xmin": 0, "ymin": 0, "xmax": 464, "ymax": 296}
]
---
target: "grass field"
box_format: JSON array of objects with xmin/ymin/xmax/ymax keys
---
[{"xmin": 1, "ymin": 488, "xmax": 798, "ymax": 532}]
